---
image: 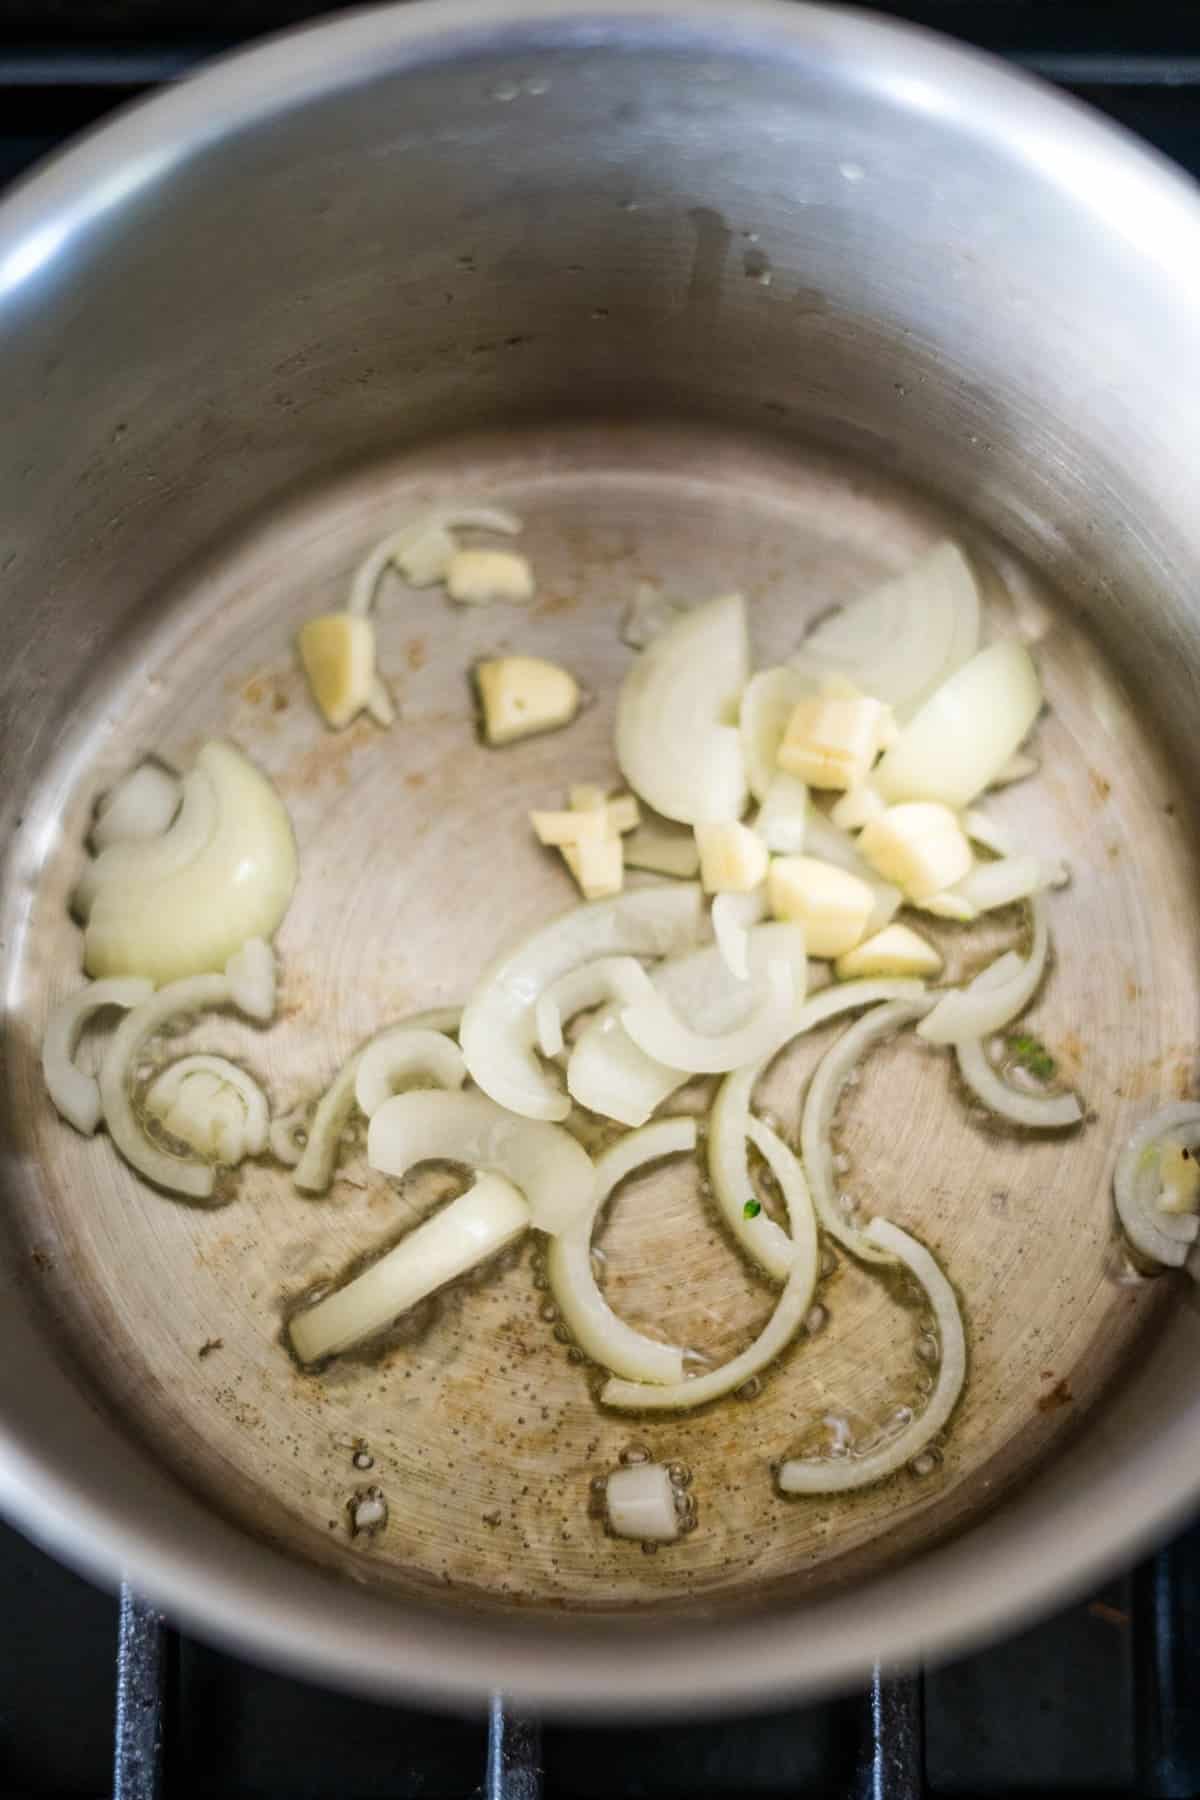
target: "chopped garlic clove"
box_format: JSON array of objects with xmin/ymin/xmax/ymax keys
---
[
  {"xmin": 563, "ymin": 836, "xmax": 624, "ymax": 899},
  {"xmin": 1158, "ymin": 1141, "xmax": 1200, "ymax": 1215},
  {"xmin": 530, "ymin": 808, "xmax": 609, "ymax": 848},
  {"xmin": 777, "ymin": 695, "xmax": 892, "ymax": 791},
  {"xmin": 694, "ymin": 821, "xmax": 769, "ymax": 894},
  {"xmin": 297, "ymin": 612, "xmax": 376, "ymax": 730},
  {"xmin": 834, "ymin": 922, "xmax": 943, "ymax": 980},
  {"xmin": 767, "ymin": 856, "xmax": 874, "ymax": 957},
  {"xmin": 476, "ymin": 656, "xmax": 579, "ymax": 745},
  {"xmin": 858, "ymin": 802, "xmax": 973, "ymax": 902},
  {"xmin": 446, "ymin": 547, "xmax": 535, "ymax": 606},
  {"xmin": 622, "ymin": 822, "xmax": 701, "ymax": 879}
]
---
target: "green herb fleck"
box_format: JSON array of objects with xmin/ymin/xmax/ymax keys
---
[
  {"xmin": 743, "ymin": 1198, "xmax": 762, "ymax": 1220},
  {"xmin": 1007, "ymin": 1032, "xmax": 1057, "ymax": 1082}
]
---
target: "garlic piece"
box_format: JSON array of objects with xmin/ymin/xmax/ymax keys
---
[
  {"xmin": 1158, "ymin": 1141, "xmax": 1200, "ymax": 1215},
  {"xmin": 570, "ymin": 783, "xmax": 609, "ymax": 812},
  {"xmin": 767, "ymin": 856, "xmax": 874, "ymax": 957},
  {"xmin": 834, "ymin": 922, "xmax": 943, "ymax": 980},
  {"xmin": 605, "ymin": 794, "xmax": 641, "ymax": 836},
  {"xmin": 777, "ymin": 695, "xmax": 892, "ymax": 791},
  {"xmin": 694, "ymin": 821, "xmax": 769, "ymax": 894},
  {"xmin": 563, "ymin": 836, "xmax": 624, "ymax": 899},
  {"xmin": 858, "ymin": 802, "xmax": 972, "ymax": 902},
  {"xmin": 622, "ymin": 823, "xmax": 701, "ymax": 879},
  {"xmin": 476, "ymin": 656, "xmax": 579, "ymax": 745},
  {"xmin": 530, "ymin": 808, "xmax": 609, "ymax": 848},
  {"xmin": 446, "ymin": 547, "xmax": 534, "ymax": 605},
  {"xmin": 831, "ymin": 783, "xmax": 886, "ymax": 831},
  {"xmin": 297, "ymin": 612, "xmax": 376, "ymax": 730}
]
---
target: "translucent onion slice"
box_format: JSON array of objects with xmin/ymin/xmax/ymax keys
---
[
  {"xmin": 353, "ymin": 1028, "xmax": 467, "ymax": 1119},
  {"xmin": 599, "ymin": 1117, "xmax": 818, "ymax": 1412},
  {"xmin": 225, "ymin": 937, "xmax": 276, "ymax": 1023},
  {"xmin": 84, "ymin": 742, "xmax": 298, "ymax": 985},
  {"xmin": 875, "ymin": 642, "xmax": 1043, "ymax": 809},
  {"xmin": 459, "ymin": 885, "xmax": 702, "ymax": 1122},
  {"xmin": 144, "ymin": 1054, "xmax": 270, "ymax": 1163},
  {"xmin": 740, "ymin": 667, "xmax": 812, "ymax": 803},
  {"xmin": 348, "ymin": 507, "xmax": 521, "ymax": 611},
  {"xmin": 801, "ymin": 996, "xmax": 935, "ymax": 1263},
  {"xmin": 293, "ymin": 1006, "xmax": 461, "ymax": 1194},
  {"xmin": 269, "ymin": 1103, "xmax": 308, "ymax": 1167},
  {"xmin": 621, "ymin": 958, "xmax": 794, "ymax": 1075},
  {"xmin": 777, "ymin": 1217, "xmax": 966, "ymax": 1493},
  {"xmin": 74, "ymin": 763, "xmax": 218, "ymax": 920},
  {"xmin": 989, "ymin": 750, "xmax": 1039, "ymax": 788},
  {"xmin": 289, "ymin": 1172, "xmax": 530, "ymax": 1363},
  {"xmin": 789, "ymin": 541, "xmax": 981, "ymax": 721},
  {"xmin": 708, "ymin": 1062, "xmax": 796, "ymax": 1282},
  {"xmin": 956, "ymin": 1037, "xmax": 1082, "ymax": 1130},
  {"xmin": 566, "ymin": 1008, "xmax": 682, "ymax": 1128},
  {"xmin": 1113, "ymin": 1103, "xmax": 1200, "ymax": 1267},
  {"xmin": 711, "ymin": 890, "xmax": 766, "ymax": 981},
  {"xmin": 534, "ymin": 957, "xmax": 657, "ymax": 1059},
  {"xmin": 615, "ymin": 594, "xmax": 749, "ymax": 825},
  {"xmin": 753, "ymin": 773, "xmax": 809, "ymax": 854},
  {"xmin": 950, "ymin": 855, "xmax": 1063, "ymax": 915},
  {"xmin": 367, "ymin": 1088, "xmax": 596, "ymax": 1235},
  {"xmin": 42, "ymin": 977, "xmax": 154, "ymax": 1134},
  {"xmin": 91, "ymin": 762, "xmax": 181, "ymax": 853},
  {"xmin": 545, "ymin": 1117, "xmax": 693, "ymax": 1383},
  {"xmin": 919, "ymin": 896, "xmax": 1048, "ymax": 1044}
]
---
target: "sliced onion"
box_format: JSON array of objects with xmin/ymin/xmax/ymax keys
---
[
  {"xmin": 348, "ymin": 507, "xmax": 521, "ymax": 611},
  {"xmin": 605, "ymin": 1463, "xmax": 680, "ymax": 1540},
  {"xmin": 545, "ymin": 1117, "xmax": 693, "ymax": 1382},
  {"xmin": 42, "ymin": 977, "xmax": 154, "ymax": 1135},
  {"xmin": 955, "ymin": 1037, "xmax": 1082, "ymax": 1130},
  {"xmin": 875, "ymin": 642, "xmax": 1043, "ymax": 809},
  {"xmin": 919, "ymin": 896, "xmax": 1049, "ymax": 1044},
  {"xmin": 708, "ymin": 1062, "xmax": 797, "ymax": 1281},
  {"xmin": 269, "ymin": 1104, "xmax": 308, "ymax": 1167},
  {"xmin": 353, "ymin": 1028, "xmax": 467, "ymax": 1118},
  {"xmin": 225, "ymin": 937, "xmax": 276, "ymax": 1023},
  {"xmin": 367, "ymin": 1088, "xmax": 595, "ymax": 1235},
  {"xmin": 289, "ymin": 1172, "xmax": 530, "ymax": 1363},
  {"xmin": 534, "ymin": 957, "xmax": 657, "ymax": 1059},
  {"xmin": 615, "ymin": 593, "xmax": 749, "ymax": 825},
  {"xmin": 801, "ymin": 996, "xmax": 935, "ymax": 1262},
  {"xmin": 565, "ymin": 1006, "xmax": 681, "ymax": 1128},
  {"xmin": 961, "ymin": 808, "xmax": 1015, "ymax": 858},
  {"xmin": 143, "ymin": 1054, "xmax": 270, "ymax": 1163},
  {"xmin": 75, "ymin": 763, "xmax": 218, "ymax": 920},
  {"xmin": 831, "ymin": 783, "xmax": 886, "ymax": 832},
  {"xmin": 91, "ymin": 762, "xmax": 181, "ymax": 854},
  {"xmin": 789, "ymin": 541, "xmax": 981, "ymax": 721},
  {"xmin": 1114, "ymin": 1103, "xmax": 1200, "ymax": 1266},
  {"xmin": 621, "ymin": 582, "xmax": 686, "ymax": 650},
  {"xmin": 460, "ymin": 885, "xmax": 702, "ymax": 1122},
  {"xmin": 621, "ymin": 958, "xmax": 795, "ymax": 1075},
  {"xmin": 989, "ymin": 750, "xmax": 1039, "ymax": 788},
  {"xmin": 753, "ymin": 773, "xmax": 809, "ymax": 854},
  {"xmin": 293, "ymin": 1006, "xmax": 461, "ymax": 1195},
  {"xmin": 803, "ymin": 804, "xmax": 900, "ymax": 930},
  {"xmin": 951, "ymin": 855, "xmax": 1057, "ymax": 915},
  {"xmin": 740, "ymin": 667, "xmax": 811, "ymax": 803},
  {"xmin": 711, "ymin": 890, "xmax": 766, "ymax": 980},
  {"xmin": 84, "ymin": 742, "xmax": 297, "ymax": 985},
  {"xmin": 778, "ymin": 1217, "xmax": 966, "ymax": 1493},
  {"xmin": 600, "ymin": 1117, "xmax": 818, "ymax": 1412}
]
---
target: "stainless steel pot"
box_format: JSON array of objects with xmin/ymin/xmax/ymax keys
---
[{"xmin": 3, "ymin": 0, "xmax": 1200, "ymax": 1717}]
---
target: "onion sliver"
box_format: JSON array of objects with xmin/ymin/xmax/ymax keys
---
[
  {"xmin": 353, "ymin": 1028, "xmax": 466, "ymax": 1119},
  {"xmin": 951, "ymin": 855, "xmax": 1060, "ymax": 915},
  {"xmin": 711, "ymin": 890, "xmax": 766, "ymax": 981},
  {"xmin": 621, "ymin": 960, "xmax": 794, "ymax": 1075},
  {"xmin": 144, "ymin": 1054, "xmax": 270, "ymax": 1162},
  {"xmin": 600, "ymin": 1118, "xmax": 818, "ymax": 1412},
  {"xmin": 348, "ymin": 507, "xmax": 521, "ymax": 611},
  {"xmin": 754, "ymin": 773, "xmax": 809, "ymax": 854},
  {"xmin": 84, "ymin": 742, "xmax": 298, "ymax": 985},
  {"xmin": 289, "ymin": 1172, "xmax": 530, "ymax": 1363},
  {"xmin": 42, "ymin": 977, "xmax": 154, "ymax": 1135},
  {"xmin": 789, "ymin": 541, "xmax": 982, "ymax": 722},
  {"xmin": 566, "ymin": 1008, "xmax": 682, "ymax": 1128},
  {"xmin": 615, "ymin": 593, "xmax": 749, "ymax": 825},
  {"xmin": 777, "ymin": 1217, "xmax": 966, "ymax": 1494},
  {"xmin": 740, "ymin": 667, "xmax": 811, "ymax": 803},
  {"xmin": 367, "ymin": 1088, "xmax": 595, "ymax": 1235},
  {"xmin": 875, "ymin": 642, "xmax": 1042, "ymax": 809},
  {"xmin": 545, "ymin": 1118, "xmax": 693, "ymax": 1382},
  {"xmin": 225, "ymin": 936, "xmax": 276, "ymax": 1023},
  {"xmin": 1114, "ymin": 1103, "xmax": 1200, "ymax": 1266},
  {"xmin": 535, "ymin": 957, "xmax": 656, "ymax": 1059},
  {"xmin": 919, "ymin": 896, "xmax": 1048, "ymax": 1044},
  {"xmin": 91, "ymin": 762, "xmax": 181, "ymax": 854},
  {"xmin": 293, "ymin": 1006, "xmax": 462, "ymax": 1194},
  {"xmin": 270, "ymin": 1103, "xmax": 308, "ymax": 1167},
  {"xmin": 460, "ymin": 886, "xmax": 702, "ymax": 1122},
  {"xmin": 709, "ymin": 1063, "xmax": 796, "ymax": 1281},
  {"xmin": 75, "ymin": 763, "xmax": 217, "ymax": 920},
  {"xmin": 955, "ymin": 1037, "xmax": 1082, "ymax": 1130},
  {"xmin": 801, "ymin": 996, "xmax": 935, "ymax": 1263}
]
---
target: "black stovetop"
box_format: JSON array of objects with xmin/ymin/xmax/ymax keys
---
[{"xmin": 3, "ymin": 7, "xmax": 1200, "ymax": 1797}]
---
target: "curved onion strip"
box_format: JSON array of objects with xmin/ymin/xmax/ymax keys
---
[
  {"xmin": 956, "ymin": 1037, "xmax": 1082, "ymax": 1130},
  {"xmin": 711, "ymin": 890, "xmax": 766, "ymax": 981},
  {"xmin": 348, "ymin": 508, "xmax": 521, "ymax": 612},
  {"xmin": 460, "ymin": 886, "xmax": 702, "ymax": 1122},
  {"xmin": 790, "ymin": 541, "xmax": 981, "ymax": 721},
  {"xmin": 353, "ymin": 1028, "xmax": 466, "ymax": 1119},
  {"xmin": 75, "ymin": 764, "xmax": 217, "ymax": 920},
  {"xmin": 600, "ymin": 1118, "xmax": 818, "ymax": 1412},
  {"xmin": 753, "ymin": 772, "xmax": 809, "ymax": 854},
  {"xmin": 269, "ymin": 1103, "xmax": 308, "ymax": 1167},
  {"xmin": 293, "ymin": 1006, "xmax": 461, "ymax": 1194},
  {"xmin": 144, "ymin": 1054, "xmax": 270, "ymax": 1161},
  {"xmin": 225, "ymin": 937, "xmax": 276, "ymax": 1023},
  {"xmin": 367, "ymin": 1088, "xmax": 595, "ymax": 1235},
  {"xmin": 534, "ymin": 957, "xmax": 657, "ymax": 1059},
  {"xmin": 919, "ymin": 896, "xmax": 1049, "ymax": 1045},
  {"xmin": 740, "ymin": 667, "xmax": 811, "ymax": 803},
  {"xmin": 289, "ymin": 1172, "xmax": 530, "ymax": 1363},
  {"xmin": 961, "ymin": 808, "xmax": 1015, "ymax": 858},
  {"xmin": 98, "ymin": 973, "xmax": 234, "ymax": 1198},
  {"xmin": 1114, "ymin": 1103, "xmax": 1200, "ymax": 1266},
  {"xmin": 91, "ymin": 763, "xmax": 181, "ymax": 854},
  {"xmin": 42, "ymin": 977, "xmax": 154, "ymax": 1135},
  {"xmin": 778, "ymin": 1217, "xmax": 966, "ymax": 1493},
  {"xmin": 545, "ymin": 1118, "xmax": 693, "ymax": 1383},
  {"xmin": 952, "ymin": 855, "xmax": 1060, "ymax": 914},
  {"xmin": 615, "ymin": 594, "xmax": 749, "ymax": 826},
  {"xmin": 365, "ymin": 674, "xmax": 396, "ymax": 727},
  {"xmin": 875, "ymin": 641, "xmax": 1042, "ymax": 809},
  {"xmin": 621, "ymin": 960, "xmax": 794, "ymax": 1075},
  {"xmin": 801, "ymin": 996, "xmax": 935, "ymax": 1263},
  {"xmin": 709, "ymin": 1062, "xmax": 796, "ymax": 1282}
]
